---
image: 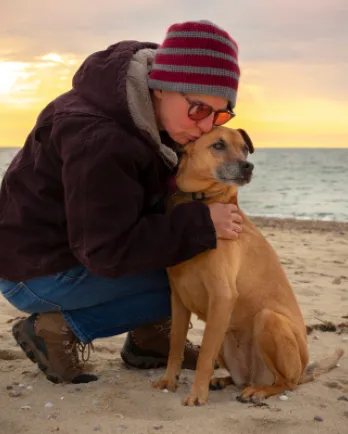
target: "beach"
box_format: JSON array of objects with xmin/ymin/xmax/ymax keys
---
[{"xmin": 0, "ymin": 217, "xmax": 347, "ymax": 434}]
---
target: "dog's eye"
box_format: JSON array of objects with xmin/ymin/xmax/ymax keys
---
[
  {"xmin": 211, "ymin": 139, "xmax": 226, "ymax": 151},
  {"xmin": 242, "ymin": 145, "xmax": 249, "ymax": 155}
]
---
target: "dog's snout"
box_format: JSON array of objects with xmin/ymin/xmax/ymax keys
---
[{"xmin": 240, "ymin": 161, "xmax": 254, "ymax": 175}]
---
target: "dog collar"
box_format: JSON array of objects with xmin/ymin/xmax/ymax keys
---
[{"xmin": 174, "ymin": 189, "xmax": 221, "ymax": 201}]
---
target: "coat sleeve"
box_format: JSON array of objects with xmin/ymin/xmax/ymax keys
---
[{"xmin": 61, "ymin": 129, "xmax": 217, "ymax": 278}]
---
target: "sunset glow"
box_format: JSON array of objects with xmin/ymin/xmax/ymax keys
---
[{"xmin": 1, "ymin": 1, "xmax": 347, "ymax": 148}]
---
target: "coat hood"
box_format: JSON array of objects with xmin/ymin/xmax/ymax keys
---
[{"xmin": 72, "ymin": 40, "xmax": 178, "ymax": 167}]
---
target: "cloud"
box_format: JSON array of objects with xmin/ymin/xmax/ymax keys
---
[
  {"xmin": 1, "ymin": 0, "xmax": 347, "ymax": 148},
  {"xmin": 0, "ymin": 53, "xmax": 78, "ymax": 107},
  {"xmin": 1, "ymin": 0, "xmax": 347, "ymax": 63},
  {"xmin": 1, "ymin": 0, "xmax": 163, "ymax": 60}
]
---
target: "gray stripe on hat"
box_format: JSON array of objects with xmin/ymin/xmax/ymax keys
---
[
  {"xmin": 153, "ymin": 63, "xmax": 239, "ymax": 80},
  {"xmin": 197, "ymin": 20, "xmax": 233, "ymax": 37},
  {"xmin": 166, "ymin": 31, "xmax": 238, "ymax": 53},
  {"xmin": 156, "ymin": 48, "xmax": 238, "ymax": 65},
  {"xmin": 197, "ymin": 20, "xmax": 225, "ymax": 31},
  {"xmin": 148, "ymin": 78, "xmax": 237, "ymax": 108}
]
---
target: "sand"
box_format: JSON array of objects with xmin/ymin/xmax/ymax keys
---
[{"xmin": 0, "ymin": 217, "xmax": 347, "ymax": 434}]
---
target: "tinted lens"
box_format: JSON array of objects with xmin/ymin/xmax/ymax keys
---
[
  {"xmin": 188, "ymin": 103, "xmax": 212, "ymax": 121},
  {"xmin": 213, "ymin": 111, "xmax": 235, "ymax": 126}
]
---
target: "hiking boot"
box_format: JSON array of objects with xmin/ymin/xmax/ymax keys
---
[
  {"xmin": 120, "ymin": 318, "xmax": 200, "ymax": 370},
  {"xmin": 12, "ymin": 313, "xmax": 98, "ymax": 384}
]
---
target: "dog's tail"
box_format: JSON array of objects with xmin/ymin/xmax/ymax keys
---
[{"xmin": 299, "ymin": 347, "xmax": 344, "ymax": 384}]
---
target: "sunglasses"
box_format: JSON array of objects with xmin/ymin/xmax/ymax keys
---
[{"xmin": 181, "ymin": 92, "xmax": 236, "ymax": 126}]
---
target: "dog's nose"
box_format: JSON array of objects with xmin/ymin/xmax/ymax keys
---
[{"xmin": 240, "ymin": 161, "xmax": 254, "ymax": 176}]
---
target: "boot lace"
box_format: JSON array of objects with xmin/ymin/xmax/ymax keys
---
[{"xmin": 61, "ymin": 325, "xmax": 94, "ymax": 368}]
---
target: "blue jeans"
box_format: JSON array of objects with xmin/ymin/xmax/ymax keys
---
[{"xmin": 0, "ymin": 265, "xmax": 171, "ymax": 344}]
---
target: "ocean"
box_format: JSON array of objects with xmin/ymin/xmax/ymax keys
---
[{"xmin": 0, "ymin": 147, "xmax": 347, "ymax": 222}]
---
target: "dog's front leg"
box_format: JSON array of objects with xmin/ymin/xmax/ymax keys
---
[
  {"xmin": 153, "ymin": 289, "xmax": 191, "ymax": 392},
  {"xmin": 184, "ymin": 278, "xmax": 238, "ymax": 406}
]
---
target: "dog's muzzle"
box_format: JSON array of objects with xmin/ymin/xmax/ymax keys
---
[{"xmin": 216, "ymin": 161, "xmax": 254, "ymax": 185}]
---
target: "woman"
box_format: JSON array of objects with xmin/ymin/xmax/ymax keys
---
[{"xmin": 0, "ymin": 20, "xmax": 243, "ymax": 384}]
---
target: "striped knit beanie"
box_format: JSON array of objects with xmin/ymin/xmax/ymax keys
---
[{"xmin": 148, "ymin": 20, "xmax": 240, "ymax": 108}]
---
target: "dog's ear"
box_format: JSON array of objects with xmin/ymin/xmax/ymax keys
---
[
  {"xmin": 176, "ymin": 143, "xmax": 188, "ymax": 155},
  {"xmin": 176, "ymin": 144, "xmax": 189, "ymax": 163},
  {"xmin": 176, "ymin": 142, "xmax": 194, "ymax": 158},
  {"xmin": 237, "ymin": 129, "xmax": 254, "ymax": 154}
]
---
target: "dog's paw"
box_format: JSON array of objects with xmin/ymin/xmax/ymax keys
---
[
  {"xmin": 238, "ymin": 385, "xmax": 280, "ymax": 401},
  {"xmin": 236, "ymin": 394, "xmax": 270, "ymax": 408},
  {"xmin": 183, "ymin": 390, "xmax": 208, "ymax": 406},
  {"xmin": 152, "ymin": 377, "xmax": 178, "ymax": 392},
  {"xmin": 209, "ymin": 376, "xmax": 233, "ymax": 391},
  {"xmin": 238, "ymin": 386, "xmax": 266, "ymax": 401}
]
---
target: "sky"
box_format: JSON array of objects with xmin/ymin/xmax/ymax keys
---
[{"xmin": 0, "ymin": 0, "xmax": 347, "ymax": 148}]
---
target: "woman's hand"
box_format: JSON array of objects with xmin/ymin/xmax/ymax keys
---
[{"xmin": 208, "ymin": 203, "xmax": 242, "ymax": 240}]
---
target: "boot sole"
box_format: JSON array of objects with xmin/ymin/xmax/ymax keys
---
[
  {"xmin": 12, "ymin": 318, "xmax": 62, "ymax": 383},
  {"xmin": 12, "ymin": 322, "xmax": 37, "ymax": 364},
  {"xmin": 120, "ymin": 349, "xmax": 199, "ymax": 370},
  {"xmin": 121, "ymin": 350, "xmax": 218, "ymax": 371},
  {"xmin": 120, "ymin": 349, "xmax": 168, "ymax": 369}
]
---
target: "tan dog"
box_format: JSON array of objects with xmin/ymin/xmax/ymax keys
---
[{"xmin": 153, "ymin": 126, "xmax": 344, "ymax": 406}]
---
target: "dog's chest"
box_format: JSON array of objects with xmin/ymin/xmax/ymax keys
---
[
  {"xmin": 168, "ymin": 265, "xmax": 210, "ymax": 320},
  {"xmin": 167, "ymin": 246, "xmax": 234, "ymax": 320}
]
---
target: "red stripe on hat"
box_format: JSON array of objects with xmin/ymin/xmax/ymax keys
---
[
  {"xmin": 167, "ymin": 22, "xmax": 238, "ymax": 49},
  {"xmin": 154, "ymin": 53, "xmax": 240, "ymax": 75},
  {"xmin": 161, "ymin": 37, "xmax": 237, "ymax": 59},
  {"xmin": 149, "ymin": 70, "xmax": 239, "ymax": 90}
]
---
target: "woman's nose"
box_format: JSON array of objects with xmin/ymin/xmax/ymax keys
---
[{"xmin": 196, "ymin": 114, "xmax": 215, "ymax": 133}]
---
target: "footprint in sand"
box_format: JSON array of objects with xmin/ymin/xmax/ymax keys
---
[
  {"xmin": 0, "ymin": 349, "xmax": 26, "ymax": 360},
  {"xmin": 324, "ymin": 381, "xmax": 344, "ymax": 391},
  {"xmin": 94, "ymin": 344, "xmax": 118, "ymax": 355},
  {"xmin": 300, "ymin": 289, "xmax": 318, "ymax": 297}
]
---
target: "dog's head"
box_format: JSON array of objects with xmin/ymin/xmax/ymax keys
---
[{"xmin": 176, "ymin": 127, "xmax": 254, "ymax": 193}]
